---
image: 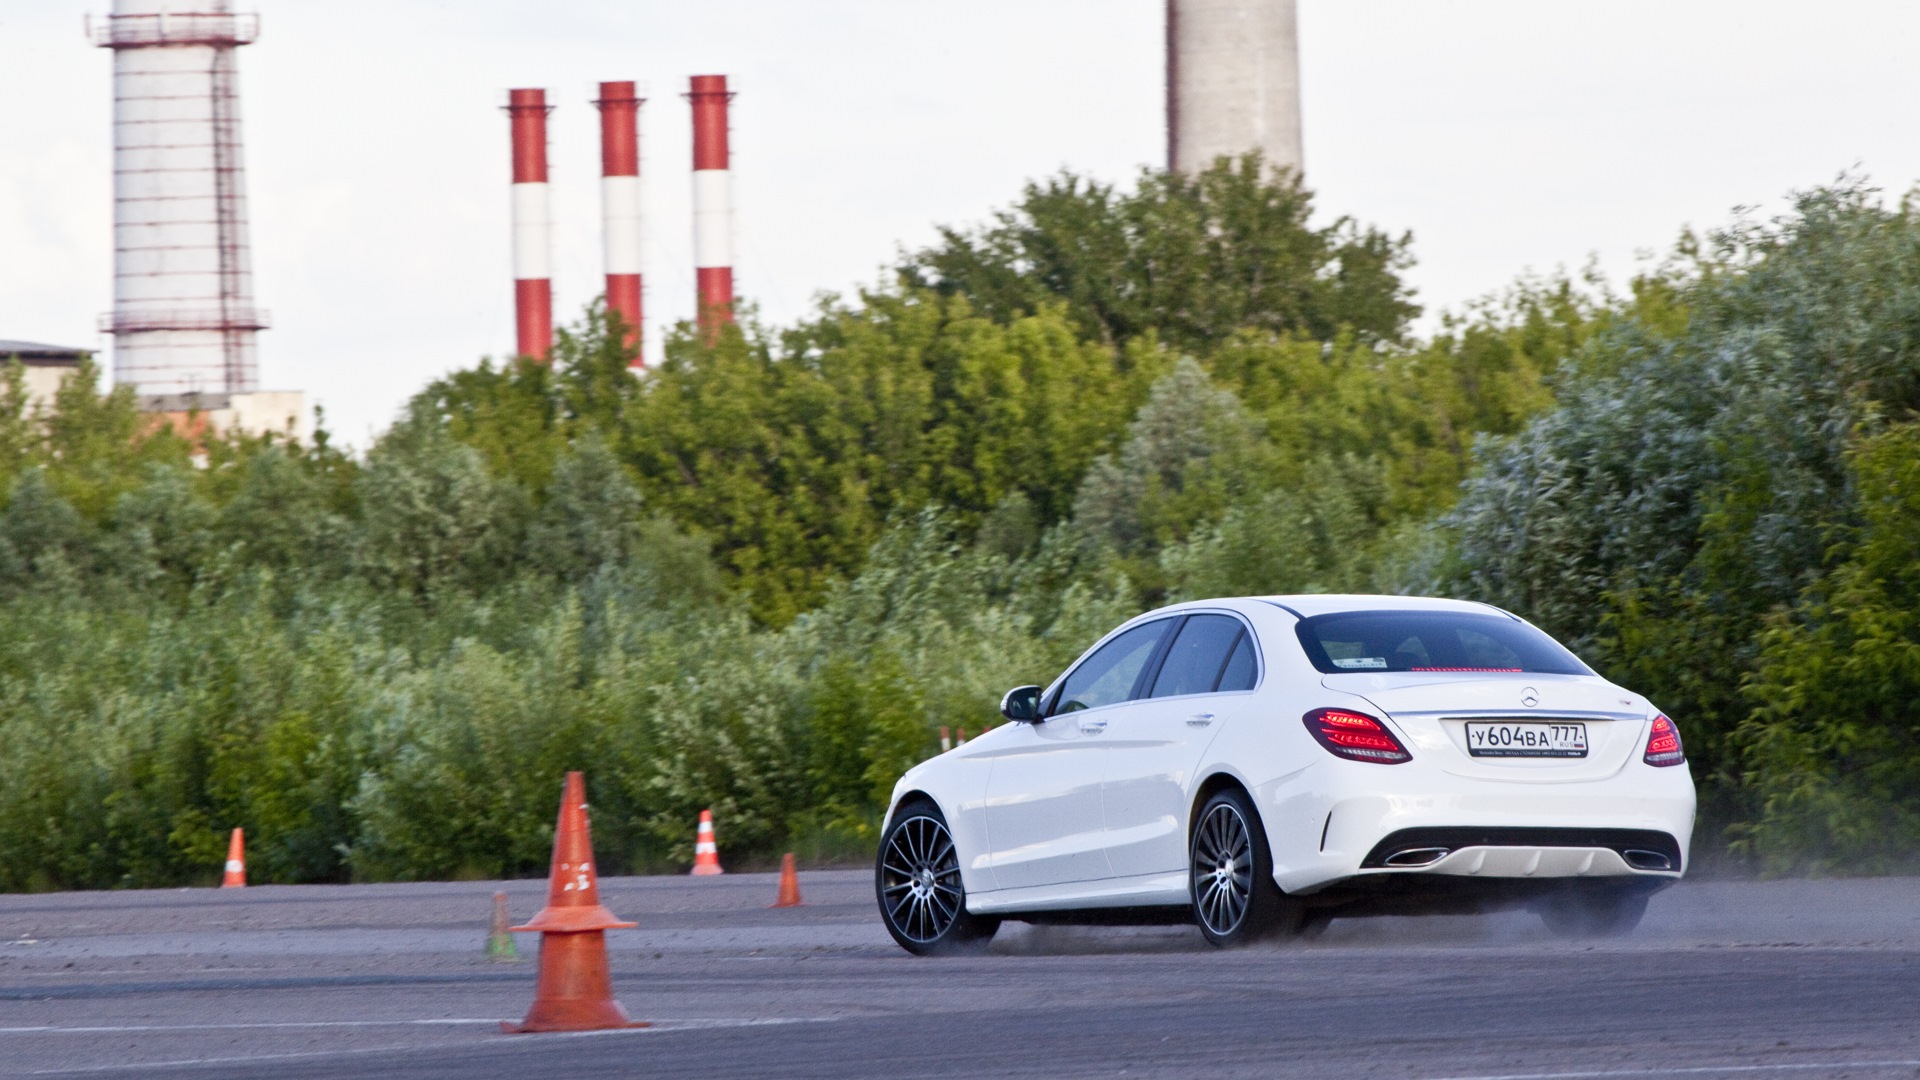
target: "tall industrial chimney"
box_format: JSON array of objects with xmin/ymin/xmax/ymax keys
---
[
  {"xmin": 594, "ymin": 81, "xmax": 645, "ymax": 364},
  {"xmin": 506, "ymin": 88, "xmax": 553, "ymax": 359},
  {"xmin": 686, "ymin": 75, "xmax": 735, "ymax": 330},
  {"xmin": 1166, "ymin": 0, "xmax": 1304, "ymax": 176},
  {"xmin": 92, "ymin": 0, "xmax": 266, "ymax": 399}
]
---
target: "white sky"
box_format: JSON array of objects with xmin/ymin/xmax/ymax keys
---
[{"xmin": 4, "ymin": 0, "xmax": 1919, "ymax": 446}]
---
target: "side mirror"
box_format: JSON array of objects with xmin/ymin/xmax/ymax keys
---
[{"xmin": 1000, "ymin": 685, "xmax": 1043, "ymax": 723}]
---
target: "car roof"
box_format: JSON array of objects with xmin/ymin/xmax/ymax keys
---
[{"xmin": 1164, "ymin": 594, "xmax": 1517, "ymax": 621}]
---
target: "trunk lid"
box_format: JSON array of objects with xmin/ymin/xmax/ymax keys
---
[{"xmin": 1322, "ymin": 672, "xmax": 1650, "ymax": 782}]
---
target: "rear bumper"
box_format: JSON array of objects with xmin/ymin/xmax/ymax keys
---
[
  {"xmin": 1261, "ymin": 760, "xmax": 1696, "ymax": 896},
  {"xmin": 1361, "ymin": 826, "xmax": 1683, "ymax": 872},
  {"xmin": 1287, "ymin": 862, "xmax": 1677, "ymax": 919}
]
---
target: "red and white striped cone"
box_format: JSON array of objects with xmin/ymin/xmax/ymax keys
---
[
  {"xmin": 690, "ymin": 809, "xmax": 724, "ymax": 876},
  {"xmin": 594, "ymin": 81, "xmax": 644, "ymax": 365},
  {"xmin": 506, "ymin": 88, "xmax": 553, "ymax": 360},
  {"xmin": 503, "ymin": 772, "xmax": 645, "ymax": 1033},
  {"xmin": 686, "ymin": 75, "xmax": 735, "ymax": 333}
]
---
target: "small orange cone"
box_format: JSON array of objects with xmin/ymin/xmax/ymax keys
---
[
  {"xmin": 690, "ymin": 809, "xmax": 724, "ymax": 876},
  {"xmin": 770, "ymin": 853, "xmax": 802, "ymax": 908},
  {"xmin": 502, "ymin": 772, "xmax": 646, "ymax": 1033},
  {"xmin": 220, "ymin": 828, "xmax": 246, "ymax": 888}
]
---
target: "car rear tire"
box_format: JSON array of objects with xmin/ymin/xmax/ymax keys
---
[
  {"xmin": 1536, "ymin": 885, "xmax": 1649, "ymax": 939},
  {"xmin": 1190, "ymin": 788, "xmax": 1302, "ymax": 947},
  {"xmin": 876, "ymin": 800, "xmax": 1001, "ymax": 955}
]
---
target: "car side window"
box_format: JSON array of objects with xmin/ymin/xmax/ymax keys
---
[
  {"xmin": 1056, "ymin": 619, "xmax": 1172, "ymax": 713},
  {"xmin": 1149, "ymin": 615, "xmax": 1247, "ymax": 698},
  {"xmin": 1216, "ymin": 631, "xmax": 1257, "ymax": 691}
]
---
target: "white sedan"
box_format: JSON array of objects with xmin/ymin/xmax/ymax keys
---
[{"xmin": 875, "ymin": 594, "xmax": 1696, "ymax": 953}]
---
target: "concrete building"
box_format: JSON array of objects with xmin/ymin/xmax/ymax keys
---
[
  {"xmin": 141, "ymin": 390, "xmax": 311, "ymax": 444},
  {"xmin": 0, "ymin": 340, "xmax": 89, "ymax": 411},
  {"xmin": 1166, "ymin": 0, "xmax": 1304, "ymax": 176},
  {"xmin": 0, "ymin": 340, "xmax": 307, "ymax": 442}
]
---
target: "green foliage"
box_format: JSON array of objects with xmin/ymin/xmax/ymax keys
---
[
  {"xmin": 1072, "ymin": 357, "xmax": 1267, "ymax": 556},
  {"xmin": 616, "ymin": 297, "xmax": 1161, "ymax": 623},
  {"xmin": 356, "ymin": 423, "xmax": 527, "ymax": 598},
  {"xmin": 1735, "ymin": 422, "xmax": 1920, "ymax": 874},
  {"xmin": 25, "ymin": 164, "xmax": 1919, "ymax": 887},
  {"xmin": 1160, "ymin": 484, "xmax": 1375, "ymax": 600},
  {"xmin": 0, "ymin": 362, "xmax": 1142, "ymax": 887},
  {"xmin": 1434, "ymin": 180, "xmax": 1920, "ymax": 862},
  {"xmin": 902, "ymin": 154, "xmax": 1418, "ymax": 351}
]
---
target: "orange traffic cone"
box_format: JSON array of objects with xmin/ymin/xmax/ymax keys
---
[
  {"xmin": 220, "ymin": 828, "xmax": 246, "ymax": 889},
  {"xmin": 770, "ymin": 853, "xmax": 802, "ymax": 908},
  {"xmin": 502, "ymin": 772, "xmax": 646, "ymax": 1033},
  {"xmin": 690, "ymin": 809, "xmax": 724, "ymax": 876}
]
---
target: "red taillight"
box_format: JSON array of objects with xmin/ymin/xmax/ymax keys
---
[
  {"xmin": 1643, "ymin": 714, "xmax": 1685, "ymax": 767},
  {"xmin": 1304, "ymin": 708, "xmax": 1411, "ymax": 764}
]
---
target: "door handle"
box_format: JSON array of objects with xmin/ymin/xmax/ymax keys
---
[{"xmin": 1186, "ymin": 713, "xmax": 1215, "ymax": 727}]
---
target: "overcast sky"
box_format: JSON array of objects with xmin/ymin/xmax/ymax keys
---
[{"xmin": 5, "ymin": 0, "xmax": 1920, "ymax": 445}]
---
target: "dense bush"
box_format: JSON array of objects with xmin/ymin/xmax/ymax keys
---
[
  {"xmin": 1433, "ymin": 181, "xmax": 1920, "ymax": 869},
  {"xmin": 1736, "ymin": 422, "xmax": 1920, "ymax": 873}
]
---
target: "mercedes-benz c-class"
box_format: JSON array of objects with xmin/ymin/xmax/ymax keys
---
[{"xmin": 875, "ymin": 595, "xmax": 1695, "ymax": 953}]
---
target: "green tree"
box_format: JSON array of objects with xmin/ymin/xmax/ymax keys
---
[
  {"xmin": 617, "ymin": 297, "xmax": 1153, "ymax": 623},
  {"xmin": 356, "ymin": 424, "xmax": 526, "ymax": 598},
  {"xmin": 903, "ymin": 154, "xmax": 1418, "ymax": 352},
  {"xmin": 1071, "ymin": 357, "xmax": 1268, "ymax": 559}
]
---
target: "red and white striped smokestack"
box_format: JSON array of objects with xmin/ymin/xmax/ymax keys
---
[
  {"xmin": 506, "ymin": 88, "xmax": 553, "ymax": 359},
  {"xmin": 686, "ymin": 74, "xmax": 735, "ymax": 330},
  {"xmin": 594, "ymin": 81, "xmax": 644, "ymax": 364}
]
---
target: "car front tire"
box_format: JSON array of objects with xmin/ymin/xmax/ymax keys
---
[
  {"xmin": 876, "ymin": 800, "xmax": 1001, "ymax": 955},
  {"xmin": 1190, "ymin": 788, "xmax": 1302, "ymax": 947}
]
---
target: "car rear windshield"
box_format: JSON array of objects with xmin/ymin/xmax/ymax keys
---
[{"xmin": 1294, "ymin": 610, "xmax": 1593, "ymax": 676}]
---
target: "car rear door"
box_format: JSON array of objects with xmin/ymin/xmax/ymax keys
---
[
  {"xmin": 1101, "ymin": 613, "xmax": 1259, "ymax": 879},
  {"xmin": 983, "ymin": 618, "xmax": 1173, "ymax": 890}
]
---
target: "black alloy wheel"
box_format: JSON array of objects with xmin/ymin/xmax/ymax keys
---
[
  {"xmin": 876, "ymin": 801, "xmax": 1000, "ymax": 955},
  {"xmin": 1190, "ymin": 788, "xmax": 1300, "ymax": 947}
]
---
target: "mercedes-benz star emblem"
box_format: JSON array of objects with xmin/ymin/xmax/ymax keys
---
[{"xmin": 1521, "ymin": 688, "xmax": 1540, "ymax": 708}]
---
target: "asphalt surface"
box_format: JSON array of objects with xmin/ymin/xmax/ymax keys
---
[{"xmin": 1, "ymin": 871, "xmax": 1917, "ymax": 1079}]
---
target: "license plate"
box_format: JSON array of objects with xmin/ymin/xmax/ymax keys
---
[{"xmin": 1464, "ymin": 721, "xmax": 1588, "ymax": 758}]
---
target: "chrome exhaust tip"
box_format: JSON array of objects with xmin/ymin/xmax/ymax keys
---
[
  {"xmin": 1383, "ymin": 846, "xmax": 1451, "ymax": 868},
  {"xmin": 1622, "ymin": 849, "xmax": 1674, "ymax": 871}
]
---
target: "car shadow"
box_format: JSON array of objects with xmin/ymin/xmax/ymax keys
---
[{"xmin": 987, "ymin": 923, "xmax": 1213, "ymax": 955}]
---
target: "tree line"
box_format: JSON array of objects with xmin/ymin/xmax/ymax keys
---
[{"xmin": 0, "ymin": 159, "xmax": 1913, "ymax": 889}]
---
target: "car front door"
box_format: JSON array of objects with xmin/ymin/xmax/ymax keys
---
[
  {"xmin": 1101, "ymin": 613, "xmax": 1261, "ymax": 879},
  {"xmin": 983, "ymin": 618, "xmax": 1174, "ymax": 891}
]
